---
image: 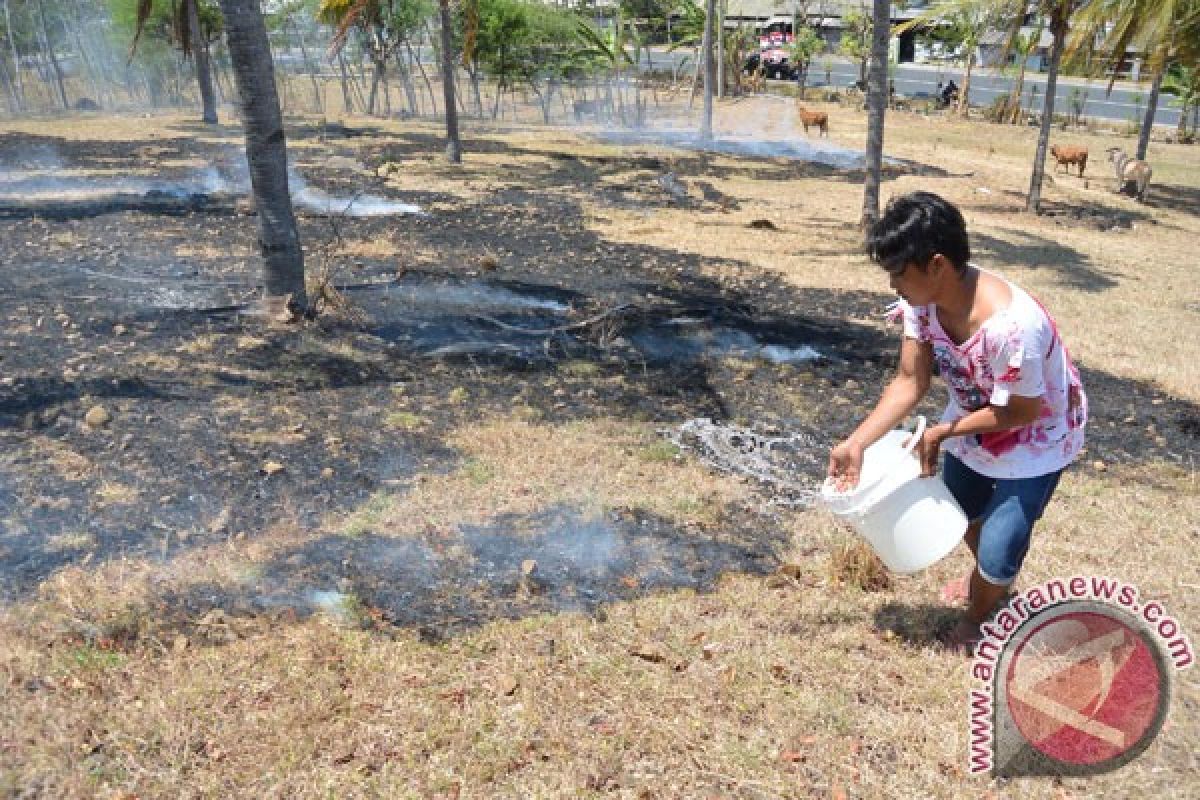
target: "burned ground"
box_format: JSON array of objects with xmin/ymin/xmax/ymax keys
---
[{"xmin": 1, "ymin": 123, "xmax": 1195, "ymax": 636}]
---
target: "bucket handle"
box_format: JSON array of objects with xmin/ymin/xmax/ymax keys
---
[{"xmin": 902, "ymin": 415, "xmax": 927, "ymax": 459}]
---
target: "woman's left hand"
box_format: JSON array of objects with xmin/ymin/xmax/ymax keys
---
[{"xmin": 914, "ymin": 423, "xmax": 949, "ymax": 477}]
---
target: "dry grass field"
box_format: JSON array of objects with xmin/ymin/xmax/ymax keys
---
[{"xmin": 0, "ymin": 96, "xmax": 1197, "ymax": 798}]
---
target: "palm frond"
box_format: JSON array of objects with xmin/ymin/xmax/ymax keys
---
[
  {"xmin": 324, "ymin": 0, "xmax": 374, "ymax": 54},
  {"xmin": 128, "ymin": 0, "xmax": 156, "ymax": 62}
]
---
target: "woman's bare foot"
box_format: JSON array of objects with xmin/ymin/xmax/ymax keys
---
[
  {"xmin": 939, "ymin": 574, "xmax": 971, "ymax": 606},
  {"xmin": 939, "ymin": 618, "xmax": 982, "ymax": 656}
]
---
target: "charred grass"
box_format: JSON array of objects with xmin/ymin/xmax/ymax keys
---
[{"xmin": 1, "ymin": 103, "xmax": 1198, "ymax": 798}]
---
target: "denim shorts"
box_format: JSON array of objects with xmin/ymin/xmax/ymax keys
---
[{"xmin": 941, "ymin": 452, "xmax": 1064, "ymax": 586}]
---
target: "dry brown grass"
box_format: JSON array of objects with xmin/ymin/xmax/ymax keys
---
[{"xmin": 2, "ymin": 104, "xmax": 1198, "ymax": 799}]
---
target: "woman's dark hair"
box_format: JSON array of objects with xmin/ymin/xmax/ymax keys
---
[{"xmin": 865, "ymin": 191, "xmax": 970, "ymax": 275}]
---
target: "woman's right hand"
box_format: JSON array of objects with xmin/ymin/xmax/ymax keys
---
[{"xmin": 827, "ymin": 438, "xmax": 865, "ymax": 492}]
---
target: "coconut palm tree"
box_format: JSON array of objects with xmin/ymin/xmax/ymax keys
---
[
  {"xmin": 216, "ymin": 0, "xmax": 308, "ymax": 312},
  {"xmin": 891, "ymin": 0, "xmax": 1089, "ymax": 213},
  {"xmin": 1163, "ymin": 62, "xmax": 1200, "ymax": 139},
  {"xmin": 129, "ymin": 0, "xmax": 221, "ymax": 123},
  {"xmin": 1067, "ymin": 0, "xmax": 1200, "ymax": 160},
  {"xmin": 860, "ymin": 0, "xmax": 889, "ymax": 226},
  {"xmin": 1024, "ymin": 1, "xmax": 1083, "ymax": 212}
]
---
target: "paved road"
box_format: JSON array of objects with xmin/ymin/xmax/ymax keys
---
[{"xmin": 641, "ymin": 50, "xmax": 1183, "ymax": 128}]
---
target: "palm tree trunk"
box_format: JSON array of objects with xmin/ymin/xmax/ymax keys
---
[
  {"xmin": 860, "ymin": 0, "xmax": 889, "ymax": 227},
  {"xmin": 468, "ymin": 65, "xmax": 483, "ymax": 116},
  {"xmin": 438, "ymin": 0, "xmax": 461, "ymax": 163},
  {"xmin": 215, "ymin": 0, "xmax": 308, "ymax": 312},
  {"xmin": 187, "ymin": 0, "xmax": 219, "ymax": 123},
  {"xmin": 1136, "ymin": 66, "xmax": 1163, "ymax": 161},
  {"xmin": 701, "ymin": 0, "xmax": 715, "ymax": 139},
  {"xmin": 368, "ymin": 57, "xmax": 384, "ymax": 115},
  {"xmin": 337, "ymin": 51, "xmax": 354, "ymax": 113},
  {"xmin": 1008, "ymin": 56, "xmax": 1029, "ymax": 124},
  {"xmin": 1027, "ymin": 10, "xmax": 1066, "ymax": 213},
  {"xmin": 957, "ymin": 53, "xmax": 974, "ymax": 116}
]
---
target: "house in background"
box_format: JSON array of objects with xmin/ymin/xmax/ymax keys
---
[{"xmin": 720, "ymin": 1, "xmax": 949, "ymax": 64}]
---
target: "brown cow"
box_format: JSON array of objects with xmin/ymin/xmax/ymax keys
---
[
  {"xmin": 797, "ymin": 105, "xmax": 829, "ymax": 137},
  {"xmin": 1049, "ymin": 144, "xmax": 1088, "ymax": 177}
]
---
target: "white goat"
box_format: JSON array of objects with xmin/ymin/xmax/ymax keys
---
[{"xmin": 1106, "ymin": 147, "xmax": 1152, "ymax": 202}]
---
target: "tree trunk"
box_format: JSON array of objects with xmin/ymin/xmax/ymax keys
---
[
  {"xmin": 215, "ymin": 0, "xmax": 308, "ymax": 312},
  {"xmin": 468, "ymin": 65, "xmax": 483, "ymax": 116},
  {"xmin": 368, "ymin": 57, "xmax": 384, "ymax": 115},
  {"xmin": 187, "ymin": 0, "xmax": 219, "ymax": 123},
  {"xmin": 1027, "ymin": 11, "xmax": 1066, "ymax": 213},
  {"xmin": 1136, "ymin": 66, "xmax": 1162, "ymax": 160},
  {"xmin": 438, "ymin": 0, "xmax": 461, "ymax": 163},
  {"xmin": 701, "ymin": 0, "xmax": 714, "ymax": 139},
  {"xmin": 36, "ymin": 0, "xmax": 68, "ymax": 110},
  {"xmin": 337, "ymin": 51, "xmax": 354, "ymax": 113},
  {"xmin": 957, "ymin": 53, "xmax": 974, "ymax": 116},
  {"xmin": 687, "ymin": 45, "xmax": 701, "ymax": 110},
  {"xmin": 1006, "ymin": 22, "xmax": 1041, "ymax": 125},
  {"xmin": 860, "ymin": 0, "xmax": 889, "ymax": 227}
]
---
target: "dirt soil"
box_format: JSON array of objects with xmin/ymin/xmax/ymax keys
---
[{"xmin": 1, "ymin": 103, "xmax": 1198, "ymax": 799}]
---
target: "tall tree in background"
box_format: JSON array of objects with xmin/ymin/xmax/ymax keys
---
[
  {"xmin": 128, "ymin": 0, "xmax": 222, "ymax": 123},
  {"xmin": 215, "ymin": 0, "xmax": 308, "ymax": 313},
  {"xmin": 320, "ymin": 0, "xmax": 431, "ymax": 116},
  {"xmin": 839, "ymin": 5, "xmax": 873, "ymax": 87},
  {"xmin": 1025, "ymin": 1, "xmax": 1083, "ymax": 212},
  {"xmin": 1068, "ymin": 0, "xmax": 1200, "ymax": 160},
  {"xmin": 860, "ymin": 0, "xmax": 888, "ymax": 226},
  {"xmin": 438, "ymin": 0, "xmax": 460, "ymax": 161},
  {"xmin": 788, "ymin": 25, "xmax": 823, "ymax": 100}
]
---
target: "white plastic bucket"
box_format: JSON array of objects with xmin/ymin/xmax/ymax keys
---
[{"xmin": 822, "ymin": 416, "xmax": 968, "ymax": 574}]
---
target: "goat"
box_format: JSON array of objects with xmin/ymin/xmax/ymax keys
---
[
  {"xmin": 1106, "ymin": 147, "xmax": 1152, "ymax": 202},
  {"xmin": 1049, "ymin": 144, "xmax": 1088, "ymax": 177},
  {"xmin": 797, "ymin": 105, "xmax": 829, "ymax": 137}
]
